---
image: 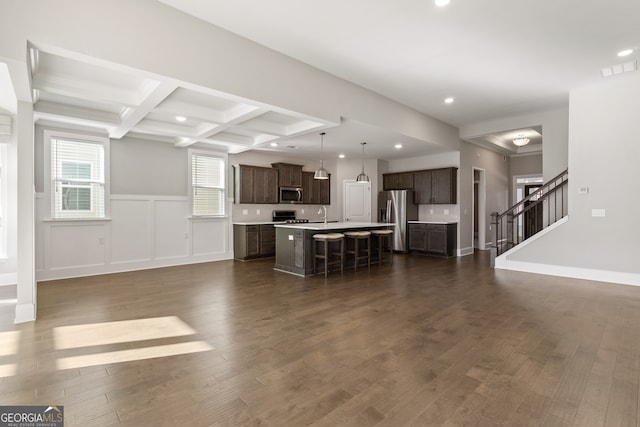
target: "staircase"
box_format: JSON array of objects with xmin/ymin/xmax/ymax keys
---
[{"xmin": 491, "ymin": 169, "xmax": 568, "ymax": 257}]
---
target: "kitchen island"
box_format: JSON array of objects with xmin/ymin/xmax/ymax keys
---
[{"xmin": 273, "ymin": 222, "xmax": 394, "ymax": 276}]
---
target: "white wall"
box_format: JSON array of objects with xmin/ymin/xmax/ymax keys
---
[
  {"xmin": 35, "ymin": 132, "xmax": 232, "ymax": 281},
  {"xmin": 0, "ymin": 116, "xmax": 18, "ymax": 285},
  {"xmin": 498, "ymin": 73, "xmax": 640, "ymax": 286}
]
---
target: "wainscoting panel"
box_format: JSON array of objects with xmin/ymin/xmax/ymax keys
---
[
  {"xmin": 35, "ymin": 194, "xmax": 233, "ymax": 281},
  {"xmin": 110, "ymin": 198, "xmax": 152, "ymax": 264},
  {"xmin": 191, "ymin": 219, "xmax": 228, "ymax": 256},
  {"xmin": 154, "ymin": 199, "xmax": 189, "ymax": 260},
  {"xmin": 49, "ymin": 222, "xmax": 107, "ymax": 270}
]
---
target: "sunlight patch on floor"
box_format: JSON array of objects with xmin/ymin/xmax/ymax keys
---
[
  {"xmin": 53, "ymin": 316, "xmax": 196, "ymax": 349},
  {"xmin": 0, "ymin": 330, "xmax": 20, "ymax": 356},
  {"xmin": 56, "ymin": 341, "xmax": 213, "ymax": 370}
]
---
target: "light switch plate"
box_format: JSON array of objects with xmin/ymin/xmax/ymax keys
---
[
  {"xmin": 592, "ymin": 209, "xmax": 606, "ymax": 217},
  {"xmin": 242, "ymin": 209, "xmax": 248, "ymax": 215},
  {"xmin": 578, "ymin": 187, "xmax": 589, "ymax": 195},
  {"xmin": 288, "ymin": 235, "xmax": 294, "ymax": 240}
]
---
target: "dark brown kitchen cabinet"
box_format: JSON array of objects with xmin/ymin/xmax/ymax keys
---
[
  {"xmin": 271, "ymin": 163, "xmax": 303, "ymax": 188},
  {"xmin": 408, "ymin": 223, "xmax": 456, "ymax": 257},
  {"xmin": 302, "ymin": 171, "xmax": 331, "ymax": 205},
  {"xmin": 234, "ymin": 165, "xmax": 278, "ymax": 204},
  {"xmin": 408, "ymin": 223, "xmax": 427, "ymax": 251},
  {"xmin": 413, "ymin": 167, "xmax": 457, "ymax": 204},
  {"xmin": 383, "ymin": 172, "xmax": 414, "ymax": 190},
  {"xmin": 233, "ymin": 224, "xmax": 276, "ymax": 260}
]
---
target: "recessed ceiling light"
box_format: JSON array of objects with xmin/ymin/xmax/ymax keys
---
[
  {"xmin": 617, "ymin": 48, "xmax": 634, "ymax": 57},
  {"xmin": 395, "ymin": 144, "xmax": 403, "ymax": 149},
  {"xmin": 270, "ymin": 142, "xmax": 278, "ymax": 147},
  {"xmin": 444, "ymin": 97, "xmax": 455, "ymax": 104},
  {"xmin": 435, "ymin": 0, "xmax": 450, "ymax": 6},
  {"xmin": 175, "ymin": 116, "xmax": 186, "ymax": 122},
  {"xmin": 338, "ymin": 154, "xmax": 345, "ymax": 159}
]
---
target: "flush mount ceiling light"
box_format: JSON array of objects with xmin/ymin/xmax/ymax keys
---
[
  {"xmin": 175, "ymin": 116, "xmax": 187, "ymax": 122},
  {"xmin": 435, "ymin": 0, "xmax": 450, "ymax": 6},
  {"xmin": 395, "ymin": 143, "xmax": 403, "ymax": 149},
  {"xmin": 617, "ymin": 48, "xmax": 634, "ymax": 57},
  {"xmin": 444, "ymin": 97, "xmax": 455, "ymax": 104},
  {"xmin": 513, "ymin": 135, "xmax": 530, "ymax": 147},
  {"xmin": 270, "ymin": 142, "xmax": 278, "ymax": 147},
  {"xmin": 355, "ymin": 142, "xmax": 370, "ymax": 183},
  {"xmin": 314, "ymin": 132, "xmax": 329, "ymax": 180},
  {"xmin": 338, "ymin": 154, "xmax": 345, "ymax": 159}
]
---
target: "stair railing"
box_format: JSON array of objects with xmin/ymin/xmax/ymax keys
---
[{"xmin": 491, "ymin": 169, "xmax": 568, "ymax": 257}]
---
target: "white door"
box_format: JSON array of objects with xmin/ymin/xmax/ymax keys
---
[{"xmin": 343, "ymin": 180, "xmax": 371, "ymax": 222}]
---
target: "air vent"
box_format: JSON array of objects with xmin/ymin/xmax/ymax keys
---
[
  {"xmin": 285, "ymin": 145, "xmax": 300, "ymax": 149},
  {"xmin": 601, "ymin": 60, "xmax": 637, "ymax": 78}
]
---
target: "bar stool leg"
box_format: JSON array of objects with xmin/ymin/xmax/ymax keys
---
[{"xmin": 324, "ymin": 239, "xmax": 329, "ymax": 278}]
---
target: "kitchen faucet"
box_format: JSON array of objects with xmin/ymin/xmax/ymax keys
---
[{"xmin": 318, "ymin": 206, "xmax": 327, "ymax": 224}]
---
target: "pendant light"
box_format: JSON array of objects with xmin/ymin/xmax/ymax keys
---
[
  {"xmin": 355, "ymin": 142, "xmax": 369, "ymax": 183},
  {"xmin": 314, "ymin": 132, "xmax": 329, "ymax": 180}
]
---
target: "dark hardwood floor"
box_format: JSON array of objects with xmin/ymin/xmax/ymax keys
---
[{"xmin": 1, "ymin": 252, "xmax": 639, "ymax": 426}]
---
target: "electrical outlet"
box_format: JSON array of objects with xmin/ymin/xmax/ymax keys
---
[
  {"xmin": 98, "ymin": 237, "xmax": 104, "ymax": 245},
  {"xmin": 242, "ymin": 209, "xmax": 248, "ymax": 215},
  {"xmin": 301, "ymin": 209, "xmax": 305, "ymax": 214},
  {"xmin": 444, "ymin": 209, "xmax": 449, "ymax": 214},
  {"xmin": 288, "ymin": 235, "xmax": 294, "ymax": 241},
  {"xmin": 256, "ymin": 209, "xmax": 260, "ymax": 215}
]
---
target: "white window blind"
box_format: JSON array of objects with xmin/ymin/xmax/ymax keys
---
[
  {"xmin": 51, "ymin": 137, "xmax": 106, "ymax": 219},
  {"xmin": 191, "ymin": 153, "xmax": 225, "ymax": 216}
]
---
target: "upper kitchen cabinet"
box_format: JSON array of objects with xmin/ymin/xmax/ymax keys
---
[
  {"xmin": 234, "ymin": 165, "xmax": 278, "ymax": 204},
  {"xmin": 271, "ymin": 163, "xmax": 303, "ymax": 188},
  {"xmin": 414, "ymin": 167, "xmax": 457, "ymax": 204},
  {"xmin": 382, "ymin": 172, "xmax": 414, "ymax": 190},
  {"xmin": 302, "ymin": 171, "xmax": 331, "ymax": 205}
]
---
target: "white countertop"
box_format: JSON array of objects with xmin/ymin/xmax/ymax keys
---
[
  {"xmin": 274, "ymin": 222, "xmax": 394, "ymax": 230},
  {"xmin": 408, "ymin": 220, "xmax": 458, "ymax": 224},
  {"xmin": 233, "ymin": 221, "xmax": 285, "ymax": 225}
]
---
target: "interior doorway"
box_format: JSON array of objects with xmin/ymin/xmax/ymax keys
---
[
  {"xmin": 472, "ymin": 168, "xmax": 486, "ymax": 251},
  {"xmin": 343, "ymin": 180, "xmax": 371, "ymax": 222}
]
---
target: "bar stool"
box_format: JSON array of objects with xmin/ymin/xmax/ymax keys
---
[
  {"xmin": 371, "ymin": 229, "xmax": 394, "ymax": 266},
  {"xmin": 313, "ymin": 233, "xmax": 345, "ymax": 277},
  {"xmin": 344, "ymin": 231, "xmax": 371, "ymax": 271}
]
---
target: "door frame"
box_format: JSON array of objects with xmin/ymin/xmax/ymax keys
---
[{"xmin": 472, "ymin": 167, "xmax": 486, "ymax": 251}]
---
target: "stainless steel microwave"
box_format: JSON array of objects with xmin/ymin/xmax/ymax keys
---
[{"xmin": 279, "ymin": 187, "xmax": 303, "ymax": 204}]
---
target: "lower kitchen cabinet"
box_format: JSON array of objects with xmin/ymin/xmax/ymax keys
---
[
  {"xmin": 234, "ymin": 224, "xmax": 276, "ymax": 260},
  {"xmin": 408, "ymin": 223, "xmax": 457, "ymax": 257}
]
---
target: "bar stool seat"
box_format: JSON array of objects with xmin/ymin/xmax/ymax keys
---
[
  {"xmin": 343, "ymin": 231, "xmax": 371, "ymax": 271},
  {"xmin": 313, "ymin": 233, "xmax": 345, "ymax": 277},
  {"xmin": 371, "ymin": 229, "xmax": 394, "ymax": 265}
]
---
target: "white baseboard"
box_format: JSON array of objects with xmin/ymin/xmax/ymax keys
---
[
  {"xmin": 14, "ymin": 303, "xmax": 36, "ymax": 324},
  {"xmin": 458, "ymin": 246, "xmax": 474, "ymax": 256},
  {"xmin": 36, "ymin": 252, "xmax": 233, "ymax": 282},
  {"xmin": 495, "ymin": 259, "xmax": 640, "ymax": 287}
]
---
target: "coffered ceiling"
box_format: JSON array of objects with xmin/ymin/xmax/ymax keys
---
[{"xmin": 29, "ymin": 47, "xmax": 331, "ymax": 154}]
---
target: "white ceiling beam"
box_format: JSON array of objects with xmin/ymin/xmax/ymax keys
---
[
  {"xmin": 32, "ymin": 74, "xmax": 140, "ymax": 107},
  {"xmin": 111, "ymin": 81, "xmax": 178, "ymax": 139},
  {"xmin": 34, "ymin": 100, "xmax": 121, "ymax": 127},
  {"xmin": 175, "ymin": 107, "xmax": 268, "ymax": 148}
]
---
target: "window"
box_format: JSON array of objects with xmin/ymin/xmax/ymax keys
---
[
  {"xmin": 46, "ymin": 131, "xmax": 108, "ymax": 219},
  {"xmin": 190, "ymin": 150, "xmax": 225, "ymax": 216}
]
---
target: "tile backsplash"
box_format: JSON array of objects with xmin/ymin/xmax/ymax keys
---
[{"xmin": 418, "ymin": 204, "xmax": 459, "ymax": 222}]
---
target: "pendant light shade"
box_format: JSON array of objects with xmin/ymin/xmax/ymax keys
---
[
  {"xmin": 355, "ymin": 142, "xmax": 370, "ymax": 183},
  {"xmin": 314, "ymin": 132, "xmax": 329, "ymax": 180}
]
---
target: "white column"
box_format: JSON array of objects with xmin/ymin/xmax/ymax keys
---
[{"xmin": 15, "ymin": 100, "xmax": 35, "ymax": 323}]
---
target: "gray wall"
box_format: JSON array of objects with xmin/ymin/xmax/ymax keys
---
[
  {"xmin": 510, "ymin": 153, "xmax": 542, "ymax": 177},
  {"xmin": 460, "ymin": 108, "xmax": 568, "ymax": 180},
  {"xmin": 111, "ymin": 137, "xmax": 188, "ymax": 196},
  {"xmin": 459, "ymin": 143, "xmax": 510, "ymax": 253},
  {"xmin": 506, "ymin": 72, "xmax": 640, "ymax": 276}
]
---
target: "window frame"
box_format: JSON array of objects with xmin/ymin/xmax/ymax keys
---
[
  {"xmin": 44, "ymin": 129, "xmax": 110, "ymax": 221},
  {"xmin": 188, "ymin": 149, "xmax": 227, "ymax": 218}
]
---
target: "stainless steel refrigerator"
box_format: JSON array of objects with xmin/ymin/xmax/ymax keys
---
[{"xmin": 378, "ymin": 190, "xmax": 418, "ymax": 252}]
